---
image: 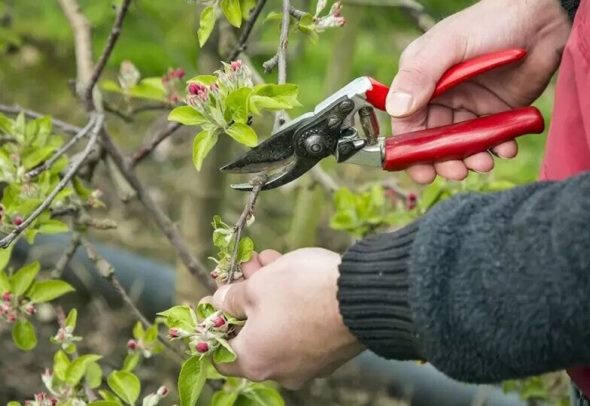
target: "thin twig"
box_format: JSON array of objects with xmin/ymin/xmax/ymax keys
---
[
  {"xmin": 27, "ymin": 116, "xmax": 97, "ymax": 178},
  {"xmin": 288, "ymin": 6, "xmax": 306, "ymax": 19},
  {"xmin": 100, "ymin": 130, "xmax": 215, "ymax": 291},
  {"xmin": 80, "ymin": 236, "xmax": 184, "ymax": 362},
  {"xmin": 0, "ymin": 104, "xmax": 81, "ymax": 135},
  {"xmin": 130, "ymin": 123, "xmax": 182, "ymax": 167},
  {"xmin": 51, "ymin": 233, "xmax": 82, "ymax": 278},
  {"xmin": 262, "ymin": 0, "xmax": 290, "ymax": 78},
  {"xmin": 84, "ymin": 0, "xmax": 133, "ymax": 108},
  {"xmin": 227, "ymin": 174, "xmax": 268, "ymax": 283},
  {"xmin": 104, "ymin": 102, "xmax": 170, "ymax": 122},
  {"xmin": 228, "ymin": 0, "xmax": 269, "ymax": 61},
  {"xmin": 0, "ymin": 114, "xmax": 103, "ymax": 249}
]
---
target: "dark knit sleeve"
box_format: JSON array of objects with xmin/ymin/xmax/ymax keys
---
[
  {"xmin": 560, "ymin": 0, "xmax": 581, "ymax": 20},
  {"xmin": 338, "ymin": 171, "xmax": 590, "ymax": 383}
]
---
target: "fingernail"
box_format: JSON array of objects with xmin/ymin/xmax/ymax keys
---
[
  {"xmin": 213, "ymin": 285, "xmax": 230, "ymax": 309},
  {"xmin": 386, "ymin": 92, "xmax": 413, "ymax": 117}
]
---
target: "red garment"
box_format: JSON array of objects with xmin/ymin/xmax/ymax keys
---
[{"xmin": 539, "ymin": 0, "xmax": 590, "ymax": 396}]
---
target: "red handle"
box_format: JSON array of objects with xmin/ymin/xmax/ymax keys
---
[
  {"xmin": 382, "ymin": 107, "xmax": 544, "ymax": 171},
  {"xmin": 365, "ymin": 48, "xmax": 527, "ymax": 110}
]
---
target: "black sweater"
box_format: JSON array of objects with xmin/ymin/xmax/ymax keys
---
[{"xmin": 338, "ymin": 171, "xmax": 590, "ymax": 383}]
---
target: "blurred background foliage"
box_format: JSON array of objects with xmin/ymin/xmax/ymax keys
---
[{"xmin": 0, "ymin": 0, "xmax": 562, "ymax": 404}]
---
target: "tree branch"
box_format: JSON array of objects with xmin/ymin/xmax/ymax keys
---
[
  {"xmin": 51, "ymin": 233, "xmax": 82, "ymax": 278},
  {"xmin": 85, "ymin": 0, "xmax": 133, "ymax": 108},
  {"xmin": 0, "ymin": 114, "xmax": 104, "ymax": 249},
  {"xmin": 130, "ymin": 122, "xmax": 182, "ymax": 167},
  {"xmin": 227, "ymin": 174, "xmax": 268, "ymax": 283},
  {"xmin": 99, "ymin": 130, "xmax": 215, "ymax": 291},
  {"xmin": 262, "ymin": 0, "xmax": 290, "ymax": 81},
  {"xmin": 227, "ymin": 0, "xmax": 269, "ymax": 61},
  {"xmin": 26, "ymin": 116, "xmax": 97, "ymax": 178}
]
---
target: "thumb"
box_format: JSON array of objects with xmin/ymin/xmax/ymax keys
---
[
  {"xmin": 213, "ymin": 282, "xmax": 249, "ymax": 319},
  {"xmin": 387, "ymin": 33, "xmax": 466, "ymax": 118}
]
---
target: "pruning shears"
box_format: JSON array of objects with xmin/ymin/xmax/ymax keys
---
[{"xmin": 221, "ymin": 48, "xmax": 545, "ymax": 191}]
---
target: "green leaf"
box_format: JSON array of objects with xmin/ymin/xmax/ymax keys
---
[
  {"xmin": 85, "ymin": 361, "xmax": 103, "ymax": 389},
  {"xmin": 0, "ymin": 113, "xmax": 12, "ymax": 134},
  {"xmin": 132, "ymin": 321, "xmax": 145, "ymax": 340},
  {"xmin": 144, "ymin": 324, "xmax": 158, "ymax": 343},
  {"xmin": 225, "ymin": 88, "xmax": 253, "ymax": 124},
  {"xmin": 65, "ymin": 309, "xmax": 78, "ymax": 329},
  {"xmin": 237, "ymin": 237, "xmax": 254, "ymax": 262},
  {"xmin": 66, "ymin": 354, "xmax": 102, "ymax": 386},
  {"xmin": 11, "ymin": 261, "xmax": 40, "ymax": 297},
  {"xmin": 12, "ymin": 319, "xmax": 37, "ymax": 351},
  {"xmin": 248, "ymin": 385, "xmax": 284, "ymax": 406},
  {"xmin": 6, "ymin": 402, "xmax": 22, "ymax": 406},
  {"xmin": 54, "ymin": 350, "xmax": 70, "ymax": 381},
  {"xmin": 122, "ymin": 352, "xmax": 141, "ymax": 372},
  {"xmin": 220, "ymin": 0, "xmax": 242, "ymax": 27},
  {"xmin": 168, "ymin": 106, "xmax": 207, "ymax": 126},
  {"xmin": 264, "ymin": 11, "xmax": 283, "ymax": 23},
  {"xmin": 0, "ymin": 245, "xmax": 13, "ymax": 272},
  {"xmin": 213, "ymin": 338, "xmax": 237, "ymax": 364},
  {"xmin": 192, "ymin": 129, "xmax": 219, "ymax": 171},
  {"xmin": 198, "ymin": 6, "xmax": 216, "ymax": 47},
  {"xmin": 102, "ymin": 79, "xmax": 166, "ymax": 102},
  {"xmin": 188, "ymin": 75, "xmax": 218, "ymax": 85},
  {"xmin": 22, "ymin": 146, "xmax": 54, "ymax": 169},
  {"xmin": 0, "ymin": 270, "xmax": 10, "ymax": 294},
  {"xmin": 14, "ymin": 112, "xmax": 25, "ymax": 142},
  {"xmin": 211, "ymin": 391, "xmax": 239, "ymax": 406},
  {"xmin": 178, "ymin": 356, "xmax": 208, "ymax": 406},
  {"xmin": 38, "ymin": 219, "xmax": 70, "ymax": 234},
  {"xmin": 28, "ymin": 279, "xmax": 74, "ymax": 303},
  {"xmin": 99, "ymin": 390, "xmax": 122, "ymax": 403},
  {"xmin": 108, "ymin": 371, "xmax": 141, "ymax": 405},
  {"xmin": 89, "ymin": 402, "xmax": 120, "ymax": 406},
  {"xmin": 33, "ymin": 116, "xmax": 52, "ymax": 147},
  {"xmin": 250, "ymin": 84, "xmax": 300, "ymax": 114},
  {"xmin": 157, "ymin": 305, "xmax": 196, "ymax": 331},
  {"xmin": 196, "ymin": 300, "xmax": 216, "ymax": 321},
  {"xmin": 226, "ymin": 123, "xmax": 257, "ymax": 147},
  {"xmin": 240, "ymin": 0, "xmax": 256, "ymax": 19}
]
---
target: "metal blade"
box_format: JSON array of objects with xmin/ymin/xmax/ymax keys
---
[{"xmin": 229, "ymin": 157, "xmax": 319, "ymax": 191}]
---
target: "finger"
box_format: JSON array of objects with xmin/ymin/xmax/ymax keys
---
[
  {"xmin": 387, "ymin": 30, "xmax": 467, "ymax": 118},
  {"xmin": 452, "ymin": 109, "xmax": 477, "ymax": 124},
  {"xmin": 213, "ymin": 282, "xmax": 250, "ymax": 320},
  {"xmin": 434, "ymin": 160, "xmax": 468, "ymax": 181},
  {"xmin": 406, "ymin": 164, "xmax": 437, "ymax": 184},
  {"xmin": 491, "ymin": 140, "xmax": 518, "ymax": 159},
  {"xmin": 426, "ymin": 104, "xmax": 453, "ymax": 128},
  {"xmin": 242, "ymin": 252, "xmax": 263, "ymax": 279},
  {"xmin": 258, "ymin": 249, "xmax": 282, "ymax": 266},
  {"xmin": 464, "ymin": 152, "xmax": 495, "ymax": 173},
  {"xmin": 214, "ymin": 329, "xmax": 248, "ymax": 377}
]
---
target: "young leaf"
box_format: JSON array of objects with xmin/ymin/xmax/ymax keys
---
[
  {"xmin": 168, "ymin": 106, "xmax": 207, "ymax": 126},
  {"xmin": 0, "ymin": 270, "xmax": 10, "ymax": 294},
  {"xmin": 122, "ymin": 352, "xmax": 141, "ymax": 372},
  {"xmin": 0, "ymin": 245, "xmax": 13, "ymax": 272},
  {"xmin": 252, "ymin": 84, "xmax": 300, "ymax": 109},
  {"xmin": 6, "ymin": 402, "xmax": 21, "ymax": 406},
  {"xmin": 66, "ymin": 354, "xmax": 102, "ymax": 386},
  {"xmin": 240, "ymin": 0, "xmax": 256, "ymax": 19},
  {"xmin": 213, "ymin": 338, "xmax": 237, "ymax": 364},
  {"xmin": 108, "ymin": 370, "xmax": 141, "ymax": 405},
  {"xmin": 11, "ymin": 261, "xmax": 40, "ymax": 297},
  {"xmin": 132, "ymin": 321, "xmax": 145, "ymax": 340},
  {"xmin": 198, "ymin": 6, "xmax": 216, "ymax": 47},
  {"xmin": 27, "ymin": 279, "xmax": 75, "ymax": 303},
  {"xmin": 196, "ymin": 299, "xmax": 216, "ymax": 321},
  {"xmin": 157, "ymin": 305, "xmax": 196, "ymax": 331},
  {"xmin": 211, "ymin": 391, "xmax": 239, "ymax": 406},
  {"xmin": 193, "ymin": 129, "xmax": 219, "ymax": 171},
  {"xmin": 38, "ymin": 219, "xmax": 70, "ymax": 235},
  {"xmin": 225, "ymin": 88, "xmax": 253, "ymax": 124},
  {"xmin": 98, "ymin": 390, "xmax": 122, "ymax": 403},
  {"xmin": 0, "ymin": 113, "xmax": 12, "ymax": 134},
  {"xmin": 85, "ymin": 362, "xmax": 103, "ymax": 389},
  {"xmin": 88, "ymin": 402, "xmax": 120, "ymax": 406},
  {"xmin": 188, "ymin": 75, "xmax": 218, "ymax": 85},
  {"xmin": 237, "ymin": 237, "xmax": 254, "ymax": 262},
  {"xmin": 248, "ymin": 385, "xmax": 284, "ymax": 406},
  {"xmin": 144, "ymin": 324, "xmax": 158, "ymax": 343},
  {"xmin": 53, "ymin": 350, "xmax": 70, "ymax": 380},
  {"xmin": 65, "ymin": 308, "xmax": 78, "ymax": 329},
  {"xmin": 220, "ymin": 0, "xmax": 242, "ymax": 27},
  {"xmin": 226, "ymin": 123, "xmax": 257, "ymax": 147},
  {"xmin": 178, "ymin": 356, "xmax": 208, "ymax": 406},
  {"xmin": 12, "ymin": 319, "xmax": 37, "ymax": 351}
]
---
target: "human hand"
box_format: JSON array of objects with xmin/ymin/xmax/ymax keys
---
[
  {"xmin": 212, "ymin": 248, "xmax": 363, "ymax": 389},
  {"xmin": 388, "ymin": 0, "xmax": 570, "ymax": 183}
]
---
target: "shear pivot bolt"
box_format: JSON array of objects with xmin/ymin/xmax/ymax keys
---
[
  {"xmin": 339, "ymin": 99, "xmax": 354, "ymax": 113},
  {"xmin": 327, "ymin": 115, "xmax": 341, "ymax": 129}
]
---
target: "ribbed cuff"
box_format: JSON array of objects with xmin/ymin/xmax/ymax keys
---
[{"xmin": 337, "ymin": 221, "xmax": 423, "ymax": 361}]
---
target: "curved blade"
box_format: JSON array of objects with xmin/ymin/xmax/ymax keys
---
[{"xmin": 229, "ymin": 157, "xmax": 319, "ymax": 191}]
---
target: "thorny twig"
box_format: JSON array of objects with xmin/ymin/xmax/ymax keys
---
[
  {"xmin": 227, "ymin": 0, "xmax": 269, "ymax": 61},
  {"xmin": 80, "ymin": 236, "xmax": 184, "ymax": 362},
  {"xmin": 85, "ymin": 0, "xmax": 133, "ymax": 109},
  {"xmin": 26, "ymin": 116, "xmax": 97, "ymax": 178},
  {"xmin": 51, "ymin": 233, "xmax": 82, "ymax": 278},
  {"xmin": 0, "ymin": 114, "xmax": 104, "ymax": 248},
  {"xmin": 227, "ymin": 174, "xmax": 269, "ymax": 283},
  {"xmin": 130, "ymin": 122, "xmax": 182, "ymax": 167}
]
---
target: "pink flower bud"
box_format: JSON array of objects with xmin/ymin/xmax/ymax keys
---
[
  {"xmin": 210, "ymin": 270, "xmax": 219, "ymax": 279},
  {"xmin": 24, "ymin": 303, "xmax": 36, "ymax": 316},
  {"xmin": 188, "ymin": 83, "xmax": 206, "ymax": 96},
  {"xmin": 212, "ymin": 316, "xmax": 226, "ymax": 328},
  {"xmin": 406, "ymin": 193, "xmax": 417, "ymax": 210},
  {"xmin": 157, "ymin": 385, "xmax": 169, "ymax": 397},
  {"xmin": 7, "ymin": 312, "xmax": 17, "ymax": 322},
  {"xmin": 168, "ymin": 328, "xmax": 180, "ymax": 339},
  {"xmin": 12, "ymin": 215, "xmax": 23, "ymax": 226},
  {"xmin": 50, "ymin": 398, "xmax": 58, "ymax": 406},
  {"xmin": 127, "ymin": 339, "xmax": 138, "ymax": 351},
  {"xmin": 2, "ymin": 291, "xmax": 12, "ymax": 302},
  {"xmin": 230, "ymin": 60, "xmax": 243, "ymax": 72},
  {"xmin": 174, "ymin": 68, "xmax": 186, "ymax": 79},
  {"xmin": 195, "ymin": 341, "xmax": 209, "ymax": 353}
]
